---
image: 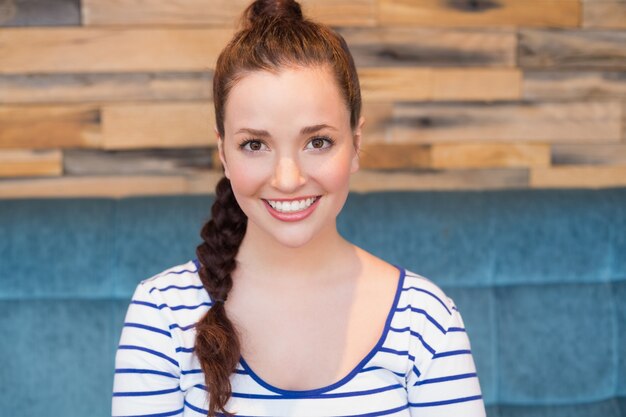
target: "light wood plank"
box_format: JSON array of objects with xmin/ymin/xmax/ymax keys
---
[
  {"xmin": 0, "ymin": 72, "xmax": 212, "ymax": 104},
  {"xmin": 523, "ymin": 71, "xmax": 626, "ymax": 100},
  {"xmin": 82, "ymin": 0, "xmax": 376, "ymax": 27},
  {"xmin": 0, "ymin": 149, "xmax": 62, "ymax": 177},
  {"xmin": 359, "ymin": 68, "xmax": 520, "ymax": 101},
  {"xmin": 350, "ymin": 168, "xmax": 529, "ymax": 191},
  {"xmin": 0, "ymin": 0, "xmax": 80, "ymax": 27},
  {"xmin": 358, "ymin": 144, "xmax": 430, "ymax": 169},
  {"xmin": 519, "ymin": 29, "xmax": 626, "ymax": 70},
  {"xmin": 389, "ymin": 101, "xmax": 622, "ymax": 143},
  {"xmin": 583, "ymin": 0, "xmax": 626, "ymax": 29},
  {"xmin": 552, "ymin": 143, "xmax": 626, "ymax": 165},
  {"xmin": 0, "ymin": 105, "xmax": 102, "ymax": 149},
  {"xmin": 0, "ymin": 28, "xmax": 232, "ymax": 74},
  {"xmin": 361, "ymin": 101, "xmax": 394, "ymax": 144},
  {"xmin": 531, "ymin": 166, "xmax": 626, "ymax": 188},
  {"xmin": 101, "ymin": 102, "xmax": 216, "ymax": 149},
  {"xmin": 379, "ymin": 0, "xmax": 580, "ymax": 27},
  {"xmin": 431, "ymin": 143, "xmax": 551, "ymax": 169},
  {"xmin": 339, "ymin": 27, "xmax": 516, "ymax": 67},
  {"xmin": 0, "ymin": 172, "xmax": 222, "ymax": 198}
]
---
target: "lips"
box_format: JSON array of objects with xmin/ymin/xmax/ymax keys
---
[{"xmin": 262, "ymin": 196, "xmax": 321, "ymax": 222}]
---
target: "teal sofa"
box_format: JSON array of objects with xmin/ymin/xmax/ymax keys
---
[{"xmin": 1, "ymin": 188, "xmax": 625, "ymax": 416}]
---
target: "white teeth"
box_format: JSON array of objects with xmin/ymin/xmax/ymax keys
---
[{"xmin": 267, "ymin": 197, "xmax": 317, "ymax": 213}]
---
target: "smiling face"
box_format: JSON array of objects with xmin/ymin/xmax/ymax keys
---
[{"xmin": 217, "ymin": 65, "xmax": 364, "ymax": 249}]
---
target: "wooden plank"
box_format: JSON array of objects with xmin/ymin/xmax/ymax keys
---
[
  {"xmin": 0, "ymin": 173, "xmax": 222, "ymax": 199},
  {"xmin": 0, "ymin": 72, "xmax": 213, "ymax": 104},
  {"xmin": 101, "ymin": 102, "xmax": 216, "ymax": 149},
  {"xmin": 552, "ymin": 144, "xmax": 626, "ymax": 166},
  {"xmin": 379, "ymin": 0, "xmax": 580, "ymax": 27},
  {"xmin": 388, "ymin": 101, "xmax": 622, "ymax": 143},
  {"xmin": 0, "ymin": 28, "xmax": 232, "ymax": 74},
  {"xmin": 0, "ymin": 0, "xmax": 80, "ymax": 27},
  {"xmin": 519, "ymin": 29, "xmax": 626, "ymax": 70},
  {"xmin": 359, "ymin": 68, "xmax": 520, "ymax": 101},
  {"xmin": 583, "ymin": 0, "xmax": 626, "ymax": 29},
  {"xmin": 350, "ymin": 168, "xmax": 529, "ymax": 191},
  {"xmin": 523, "ymin": 71, "xmax": 626, "ymax": 100},
  {"xmin": 431, "ymin": 143, "xmax": 551, "ymax": 169},
  {"xmin": 531, "ymin": 166, "xmax": 626, "ymax": 188},
  {"xmin": 63, "ymin": 148, "xmax": 214, "ymax": 175},
  {"xmin": 338, "ymin": 27, "xmax": 516, "ymax": 67},
  {"xmin": 358, "ymin": 144, "xmax": 431, "ymax": 169},
  {"xmin": 82, "ymin": 0, "xmax": 375, "ymax": 27},
  {"xmin": 0, "ymin": 149, "xmax": 62, "ymax": 177},
  {"xmin": 360, "ymin": 101, "xmax": 394, "ymax": 144},
  {"xmin": 0, "ymin": 105, "xmax": 101, "ymax": 149}
]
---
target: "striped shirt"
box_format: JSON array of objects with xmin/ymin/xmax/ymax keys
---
[{"xmin": 113, "ymin": 260, "xmax": 485, "ymax": 417}]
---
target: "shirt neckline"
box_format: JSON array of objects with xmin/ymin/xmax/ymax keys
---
[{"xmin": 236, "ymin": 265, "xmax": 406, "ymax": 397}]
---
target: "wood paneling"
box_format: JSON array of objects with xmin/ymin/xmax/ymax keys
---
[
  {"xmin": 0, "ymin": 105, "xmax": 101, "ymax": 148},
  {"xmin": 389, "ymin": 101, "xmax": 622, "ymax": 143},
  {"xmin": 519, "ymin": 29, "xmax": 626, "ymax": 70},
  {"xmin": 531, "ymin": 166, "xmax": 626, "ymax": 187},
  {"xmin": 350, "ymin": 168, "xmax": 529, "ymax": 191},
  {"xmin": 339, "ymin": 27, "xmax": 516, "ymax": 67},
  {"xmin": 0, "ymin": 72, "xmax": 213, "ymax": 104},
  {"xmin": 583, "ymin": 0, "xmax": 626, "ymax": 29},
  {"xmin": 379, "ymin": 0, "xmax": 580, "ymax": 27},
  {"xmin": 0, "ymin": 149, "xmax": 62, "ymax": 177},
  {"xmin": 431, "ymin": 143, "xmax": 550, "ymax": 169},
  {"xmin": 359, "ymin": 68, "xmax": 521, "ymax": 101},
  {"xmin": 0, "ymin": 28, "xmax": 232, "ymax": 74},
  {"xmin": 63, "ymin": 148, "xmax": 214, "ymax": 175},
  {"xmin": 101, "ymin": 103, "xmax": 215, "ymax": 149},
  {"xmin": 0, "ymin": 0, "xmax": 80, "ymax": 27},
  {"xmin": 82, "ymin": 0, "xmax": 376, "ymax": 27},
  {"xmin": 552, "ymin": 144, "xmax": 626, "ymax": 166},
  {"xmin": 523, "ymin": 71, "xmax": 626, "ymax": 99},
  {"xmin": 359, "ymin": 144, "xmax": 430, "ymax": 169},
  {"xmin": 0, "ymin": 172, "xmax": 222, "ymax": 198}
]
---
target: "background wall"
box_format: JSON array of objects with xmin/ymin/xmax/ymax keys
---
[{"xmin": 0, "ymin": 0, "xmax": 625, "ymax": 198}]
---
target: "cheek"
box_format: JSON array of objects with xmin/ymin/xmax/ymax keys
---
[
  {"xmin": 227, "ymin": 159, "xmax": 269, "ymax": 197},
  {"xmin": 308, "ymin": 151, "xmax": 354, "ymax": 192}
]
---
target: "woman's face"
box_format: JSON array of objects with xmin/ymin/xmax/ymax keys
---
[{"xmin": 218, "ymin": 65, "xmax": 364, "ymax": 248}]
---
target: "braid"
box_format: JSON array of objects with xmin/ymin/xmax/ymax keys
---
[{"xmin": 195, "ymin": 176, "xmax": 247, "ymax": 416}]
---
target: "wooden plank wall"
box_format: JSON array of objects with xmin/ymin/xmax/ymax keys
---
[{"xmin": 1, "ymin": 0, "xmax": 625, "ymax": 197}]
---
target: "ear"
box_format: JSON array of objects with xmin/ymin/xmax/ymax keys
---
[
  {"xmin": 215, "ymin": 126, "xmax": 230, "ymax": 179},
  {"xmin": 350, "ymin": 116, "xmax": 365, "ymax": 174}
]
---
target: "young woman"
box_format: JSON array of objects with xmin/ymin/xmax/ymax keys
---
[{"xmin": 112, "ymin": 1, "xmax": 486, "ymax": 416}]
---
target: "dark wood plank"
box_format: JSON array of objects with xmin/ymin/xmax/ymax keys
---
[
  {"xmin": 0, "ymin": 72, "xmax": 213, "ymax": 104},
  {"xmin": 338, "ymin": 27, "xmax": 516, "ymax": 67},
  {"xmin": 519, "ymin": 29, "xmax": 626, "ymax": 70},
  {"xmin": 379, "ymin": 0, "xmax": 580, "ymax": 27},
  {"xmin": 552, "ymin": 144, "xmax": 626, "ymax": 165},
  {"xmin": 523, "ymin": 71, "xmax": 626, "ymax": 99},
  {"xmin": 0, "ymin": 0, "xmax": 80, "ymax": 27}
]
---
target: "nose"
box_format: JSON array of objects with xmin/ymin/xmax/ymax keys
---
[{"xmin": 270, "ymin": 156, "xmax": 306, "ymax": 192}]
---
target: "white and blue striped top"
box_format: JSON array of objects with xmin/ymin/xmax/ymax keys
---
[{"xmin": 113, "ymin": 260, "xmax": 486, "ymax": 417}]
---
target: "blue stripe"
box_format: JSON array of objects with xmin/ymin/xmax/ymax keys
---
[
  {"xmin": 360, "ymin": 365, "xmax": 405, "ymax": 378},
  {"xmin": 448, "ymin": 327, "xmax": 466, "ymax": 332},
  {"xmin": 113, "ymin": 387, "xmax": 181, "ymax": 397},
  {"xmin": 117, "ymin": 345, "xmax": 179, "ymax": 367},
  {"xmin": 124, "ymin": 322, "xmax": 171, "ymax": 338},
  {"xmin": 409, "ymin": 394, "xmax": 483, "ymax": 407},
  {"xmin": 112, "ymin": 407, "xmax": 184, "ymax": 417},
  {"xmin": 412, "ymin": 364, "xmax": 421, "ymax": 378},
  {"xmin": 131, "ymin": 300, "xmax": 163, "ymax": 309},
  {"xmin": 395, "ymin": 306, "xmax": 446, "ymax": 333},
  {"xmin": 175, "ymin": 347, "xmax": 194, "ymax": 353},
  {"xmin": 414, "ymin": 372, "xmax": 478, "ymax": 386},
  {"xmin": 433, "ymin": 349, "xmax": 472, "ymax": 359},
  {"xmin": 181, "ymin": 369, "xmax": 203, "ymax": 375},
  {"xmin": 169, "ymin": 323, "xmax": 195, "ymax": 331},
  {"xmin": 389, "ymin": 326, "xmax": 435, "ymax": 355},
  {"xmin": 115, "ymin": 368, "xmax": 177, "ymax": 379},
  {"xmin": 131, "ymin": 301, "xmax": 210, "ymax": 311},
  {"xmin": 150, "ymin": 284, "xmax": 204, "ymax": 293},
  {"xmin": 184, "ymin": 400, "xmax": 207, "ymax": 415},
  {"xmin": 223, "ymin": 383, "xmax": 403, "ymax": 400},
  {"xmin": 403, "ymin": 286, "xmax": 451, "ymax": 315},
  {"xmin": 379, "ymin": 347, "xmax": 410, "ymax": 357},
  {"xmin": 170, "ymin": 302, "xmax": 211, "ymax": 311}
]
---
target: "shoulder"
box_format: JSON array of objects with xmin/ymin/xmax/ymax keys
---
[{"xmin": 139, "ymin": 259, "xmax": 203, "ymax": 295}]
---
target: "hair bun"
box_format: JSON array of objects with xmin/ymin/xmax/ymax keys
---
[{"xmin": 243, "ymin": 0, "xmax": 303, "ymax": 27}]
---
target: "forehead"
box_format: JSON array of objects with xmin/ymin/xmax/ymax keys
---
[{"xmin": 224, "ymin": 66, "xmax": 350, "ymax": 133}]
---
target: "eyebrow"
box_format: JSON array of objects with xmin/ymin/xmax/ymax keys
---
[{"xmin": 235, "ymin": 124, "xmax": 337, "ymax": 136}]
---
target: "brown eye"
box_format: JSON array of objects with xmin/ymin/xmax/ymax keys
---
[
  {"xmin": 249, "ymin": 141, "xmax": 262, "ymax": 151},
  {"xmin": 306, "ymin": 136, "xmax": 334, "ymax": 150},
  {"xmin": 311, "ymin": 138, "xmax": 325, "ymax": 149}
]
